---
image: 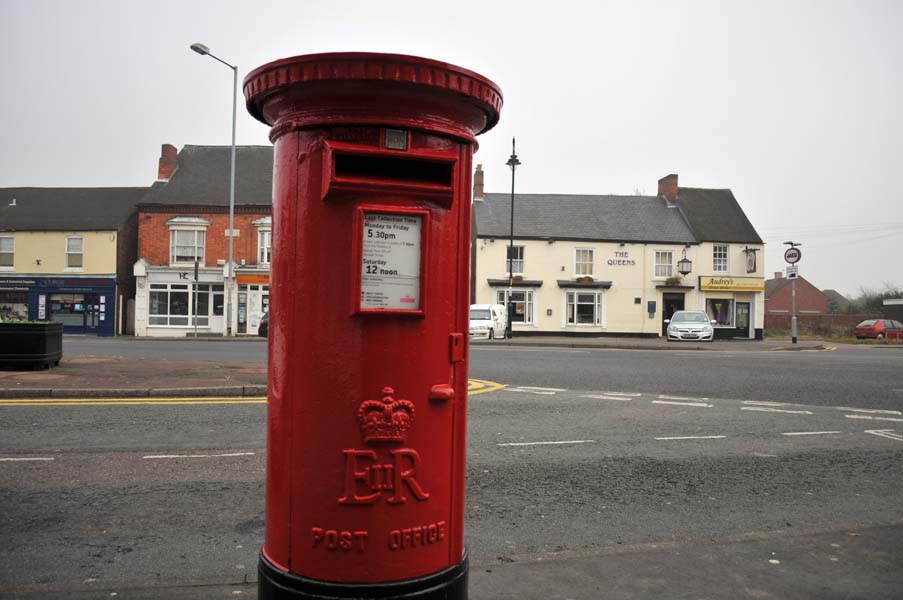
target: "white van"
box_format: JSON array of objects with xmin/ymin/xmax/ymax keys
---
[{"xmin": 469, "ymin": 304, "xmax": 507, "ymax": 340}]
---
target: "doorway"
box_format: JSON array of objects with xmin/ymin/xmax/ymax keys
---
[
  {"xmin": 736, "ymin": 302, "xmax": 751, "ymax": 338},
  {"xmin": 661, "ymin": 293, "xmax": 685, "ymax": 336}
]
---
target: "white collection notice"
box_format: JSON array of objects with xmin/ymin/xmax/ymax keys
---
[{"xmin": 360, "ymin": 213, "xmax": 422, "ymax": 310}]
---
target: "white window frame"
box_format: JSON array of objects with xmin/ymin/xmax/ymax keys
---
[
  {"xmin": 253, "ymin": 217, "xmax": 272, "ymax": 266},
  {"xmin": 0, "ymin": 235, "xmax": 14, "ymax": 270},
  {"xmin": 506, "ymin": 245, "xmax": 525, "ymax": 276},
  {"xmin": 65, "ymin": 236, "xmax": 84, "ymax": 271},
  {"xmin": 713, "ymin": 244, "xmax": 729, "ymax": 273},
  {"xmin": 496, "ymin": 289, "xmax": 535, "ymax": 325},
  {"xmin": 564, "ymin": 290, "xmax": 604, "ymax": 326},
  {"xmin": 148, "ymin": 283, "xmax": 191, "ymax": 327},
  {"xmin": 168, "ymin": 217, "xmax": 210, "ymax": 266},
  {"xmin": 654, "ymin": 250, "xmax": 673, "ymax": 278},
  {"xmin": 575, "ymin": 248, "xmax": 594, "ymax": 276}
]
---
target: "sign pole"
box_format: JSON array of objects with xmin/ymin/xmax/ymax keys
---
[
  {"xmin": 193, "ymin": 259, "xmax": 199, "ymax": 339},
  {"xmin": 783, "ymin": 242, "xmax": 802, "ymax": 345}
]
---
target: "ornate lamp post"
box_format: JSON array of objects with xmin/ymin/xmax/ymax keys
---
[{"xmin": 505, "ymin": 138, "xmax": 521, "ymax": 339}]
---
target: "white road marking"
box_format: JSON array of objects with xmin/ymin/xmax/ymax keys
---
[
  {"xmin": 497, "ymin": 440, "xmax": 595, "ymax": 447},
  {"xmin": 504, "ymin": 388, "xmax": 556, "ymax": 395},
  {"xmin": 654, "ymin": 435, "xmax": 726, "ymax": 441},
  {"xmin": 781, "ymin": 431, "xmax": 842, "ymax": 436},
  {"xmin": 657, "ymin": 395, "xmax": 710, "ymax": 401},
  {"xmin": 836, "ymin": 407, "xmax": 902, "ymax": 416},
  {"xmin": 0, "ymin": 457, "xmax": 54, "ymax": 462},
  {"xmin": 864, "ymin": 429, "xmax": 903, "ymax": 442},
  {"xmin": 516, "ymin": 386, "xmax": 568, "ymax": 392},
  {"xmin": 742, "ymin": 407, "xmax": 813, "ymax": 415},
  {"xmin": 601, "ymin": 391, "xmax": 642, "ymax": 397},
  {"xmin": 743, "ymin": 401, "xmax": 786, "ymax": 406},
  {"xmin": 581, "ymin": 394, "xmax": 632, "ymax": 401},
  {"xmin": 142, "ymin": 452, "xmax": 255, "ymax": 459},
  {"xmin": 845, "ymin": 414, "xmax": 903, "ymax": 423},
  {"xmin": 653, "ymin": 400, "xmax": 713, "ymax": 408}
]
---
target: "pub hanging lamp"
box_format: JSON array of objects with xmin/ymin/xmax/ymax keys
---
[{"xmin": 677, "ymin": 248, "xmax": 693, "ymax": 276}]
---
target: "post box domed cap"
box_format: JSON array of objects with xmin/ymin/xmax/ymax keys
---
[{"xmin": 243, "ymin": 52, "xmax": 503, "ymax": 139}]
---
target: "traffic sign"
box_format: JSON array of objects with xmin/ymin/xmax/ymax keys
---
[
  {"xmin": 784, "ymin": 246, "xmax": 802, "ymax": 264},
  {"xmin": 786, "ymin": 265, "xmax": 799, "ymax": 279}
]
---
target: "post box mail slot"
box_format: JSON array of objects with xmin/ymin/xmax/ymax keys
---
[
  {"xmin": 323, "ymin": 141, "xmax": 457, "ymax": 204},
  {"xmin": 245, "ymin": 52, "xmax": 502, "ymax": 600}
]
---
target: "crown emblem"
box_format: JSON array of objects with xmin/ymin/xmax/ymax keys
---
[{"xmin": 357, "ymin": 387, "xmax": 415, "ymax": 444}]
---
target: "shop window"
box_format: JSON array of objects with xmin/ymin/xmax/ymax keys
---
[
  {"xmin": 0, "ymin": 291, "xmax": 28, "ymax": 320},
  {"xmin": 505, "ymin": 246, "xmax": 524, "ymax": 275},
  {"xmin": 168, "ymin": 217, "xmax": 210, "ymax": 266},
  {"xmin": 713, "ymin": 245, "xmax": 729, "ymax": 273},
  {"xmin": 575, "ymin": 248, "xmax": 594, "ymax": 276},
  {"xmin": 149, "ymin": 283, "xmax": 190, "ymax": 326},
  {"xmin": 49, "ymin": 293, "xmax": 86, "ymax": 326},
  {"xmin": 496, "ymin": 289, "xmax": 534, "ymax": 324},
  {"xmin": 566, "ymin": 291, "xmax": 603, "ymax": 326},
  {"xmin": 0, "ymin": 236, "xmax": 13, "ymax": 269},
  {"xmin": 66, "ymin": 236, "xmax": 83, "ymax": 269},
  {"xmin": 654, "ymin": 251, "xmax": 673, "ymax": 278},
  {"xmin": 706, "ymin": 298, "xmax": 734, "ymax": 327}
]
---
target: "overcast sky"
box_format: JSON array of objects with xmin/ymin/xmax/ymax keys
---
[{"xmin": 1, "ymin": 0, "xmax": 900, "ymax": 297}]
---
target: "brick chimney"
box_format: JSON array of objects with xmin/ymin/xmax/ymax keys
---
[
  {"xmin": 473, "ymin": 164, "xmax": 484, "ymax": 201},
  {"xmin": 157, "ymin": 144, "xmax": 178, "ymax": 181},
  {"xmin": 774, "ymin": 271, "xmax": 783, "ymax": 279},
  {"xmin": 658, "ymin": 173, "xmax": 678, "ymax": 203}
]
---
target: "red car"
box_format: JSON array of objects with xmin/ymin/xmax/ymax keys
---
[{"xmin": 854, "ymin": 319, "xmax": 903, "ymax": 339}]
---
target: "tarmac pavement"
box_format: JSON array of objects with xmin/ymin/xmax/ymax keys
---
[
  {"xmin": 3, "ymin": 335, "xmax": 901, "ymax": 599},
  {"xmin": 0, "ymin": 335, "xmax": 833, "ymax": 399}
]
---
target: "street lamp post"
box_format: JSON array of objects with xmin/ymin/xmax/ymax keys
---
[
  {"xmin": 506, "ymin": 138, "xmax": 521, "ymax": 339},
  {"xmin": 191, "ymin": 42, "xmax": 237, "ymax": 337}
]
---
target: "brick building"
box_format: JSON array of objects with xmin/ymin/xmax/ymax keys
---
[
  {"xmin": 764, "ymin": 271, "xmax": 830, "ymax": 321},
  {"xmin": 133, "ymin": 144, "xmax": 273, "ymax": 337}
]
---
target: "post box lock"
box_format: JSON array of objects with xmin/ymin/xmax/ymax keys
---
[{"xmin": 428, "ymin": 384, "xmax": 455, "ymax": 402}]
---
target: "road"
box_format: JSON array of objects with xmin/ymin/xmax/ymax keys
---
[{"xmin": 1, "ymin": 342, "xmax": 902, "ymax": 597}]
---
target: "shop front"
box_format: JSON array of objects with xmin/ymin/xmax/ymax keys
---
[
  {"xmin": 0, "ymin": 276, "xmax": 117, "ymax": 336},
  {"xmin": 237, "ymin": 273, "xmax": 269, "ymax": 336},
  {"xmin": 698, "ymin": 275, "xmax": 765, "ymax": 340},
  {"xmin": 134, "ymin": 261, "xmax": 227, "ymax": 337}
]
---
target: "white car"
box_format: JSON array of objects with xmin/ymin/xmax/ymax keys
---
[
  {"xmin": 664, "ymin": 310, "xmax": 716, "ymax": 342},
  {"xmin": 469, "ymin": 304, "xmax": 507, "ymax": 340}
]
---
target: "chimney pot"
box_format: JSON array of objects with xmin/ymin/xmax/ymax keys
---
[
  {"xmin": 775, "ymin": 271, "xmax": 783, "ymax": 279},
  {"xmin": 473, "ymin": 164, "xmax": 484, "ymax": 201},
  {"xmin": 658, "ymin": 173, "xmax": 678, "ymax": 203},
  {"xmin": 158, "ymin": 144, "xmax": 178, "ymax": 181}
]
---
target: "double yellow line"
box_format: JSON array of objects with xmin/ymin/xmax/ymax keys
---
[
  {"xmin": 0, "ymin": 396, "xmax": 267, "ymax": 407},
  {"xmin": 1, "ymin": 380, "xmax": 506, "ymax": 407}
]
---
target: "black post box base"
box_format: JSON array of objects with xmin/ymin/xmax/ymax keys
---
[{"xmin": 258, "ymin": 551, "xmax": 468, "ymax": 599}]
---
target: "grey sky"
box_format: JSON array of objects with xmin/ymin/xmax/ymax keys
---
[{"xmin": 1, "ymin": 0, "xmax": 900, "ymax": 297}]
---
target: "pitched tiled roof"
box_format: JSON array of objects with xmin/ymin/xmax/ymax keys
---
[
  {"xmin": 675, "ymin": 187, "xmax": 762, "ymax": 244},
  {"xmin": 0, "ymin": 187, "xmax": 149, "ymax": 231},
  {"xmin": 140, "ymin": 145, "xmax": 273, "ymax": 207},
  {"xmin": 475, "ymin": 193, "xmax": 697, "ymax": 244}
]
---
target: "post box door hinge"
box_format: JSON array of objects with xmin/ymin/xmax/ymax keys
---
[{"xmin": 449, "ymin": 333, "xmax": 465, "ymax": 363}]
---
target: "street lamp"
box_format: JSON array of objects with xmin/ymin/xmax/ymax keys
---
[
  {"xmin": 506, "ymin": 138, "xmax": 521, "ymax": 339},
  {"xmin": 190, "ymin": 42, "xmax": 237, "ymax": 337},
  {"xmin": 783, "ymin": 241, "xmax": 802, "ymax": 344},
  {"xmin": 677, "ymin": 247, "xmax": 693, "ymax": 276}
]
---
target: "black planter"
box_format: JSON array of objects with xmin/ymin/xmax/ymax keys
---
[{"xmin": 0, "ymin": 322, "xmax": 63, "ymax": 369}]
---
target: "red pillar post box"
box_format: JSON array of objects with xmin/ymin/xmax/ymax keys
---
[{"xmin": 244, "ymin": 53, "xmax": 502, "ymax": 599}]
